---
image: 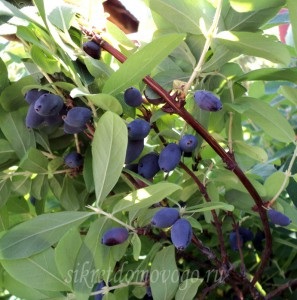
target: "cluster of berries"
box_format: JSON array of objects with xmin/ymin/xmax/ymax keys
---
[
  {"xmin": 25, "ymin": 89, "xmax": 92, "ymax": 134},
  {"xmin": 101, "ymin": 207, "xmax": 192, "ymax": 252}
]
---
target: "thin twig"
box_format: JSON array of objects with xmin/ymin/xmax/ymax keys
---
[{"xmin": 183, "ymin": 0, "xmax": 223, "ymax": 94}]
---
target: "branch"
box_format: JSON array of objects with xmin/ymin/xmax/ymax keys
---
[
  {"xmin": 84, "ymin": 31, "xmax": 272, "ymax": 286},
  {"xmin": 265, "ymin": 279, "xmax": 297, "ymax": 299}
]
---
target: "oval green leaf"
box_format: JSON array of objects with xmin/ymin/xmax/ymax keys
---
[
  {"xmin": 92, "ymin": 111, "xmax": 128, "ymax": 204},
  {"xmin": 239, "ymin": 97, "xmax": 295, "ymax": 143},
  {"xmin": 0, "ymin": 211, "xmax": 95, "ymax": 259},
  {"xmin": 2, "ymin": 248, "xmax": 70, "ymax": 291},
  {"xmin": 216, "ymin": 31, "xmax": 291, "ymax": 65},
  {"xmin": 103, "ymin": 33, "xmax": 185, "ymax": 95},
  {"xmin": 150, "ymin": 245, "xmax": 179, "ymax": 300}
]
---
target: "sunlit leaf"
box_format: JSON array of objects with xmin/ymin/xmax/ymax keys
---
[{"xmin": 103, "ymin": 33, "xmax": 185, "ymax": 95}]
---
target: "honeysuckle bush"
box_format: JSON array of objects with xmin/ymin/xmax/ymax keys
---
[{"xmin": 0, "ymin": 0, "xmax": 297, "ymax": 299}]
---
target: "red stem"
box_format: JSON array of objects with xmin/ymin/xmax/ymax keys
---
[{"xmin": 88, "ymin": 32, "xmax": 272, "ymax": 285}]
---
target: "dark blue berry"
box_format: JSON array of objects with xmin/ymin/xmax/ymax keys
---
[
  {"xmin": 125, "ymin": 138, "xmax": 144, "ymax": 164},
  {"xmin": 238, "ymin": 227, "xmax": 253, "ymax": 243},
  {"xmin": 25, "ymin": 89, "xmax": 48, "ymax": 104},
  {"xmin": 63, "ymin": 107, "xmax": 92, "ymax": 128},
  {"xmin": 64, "ymin": 152, "xmax": 83, "ymax": 168},
  {"xmin": 83, "ymin": 41, "xmax": 101, "ymax": 59},
  {"xmin": 93, "ymin": 281, "xmax": 105, "ymax": 300},
  {"xmin": 34, "ymin": 94, "xmax": 64, "ymax": 116},
  {"xmin": 194, "ymin": 90, "xmax": 222, "ymax": 111},
  {"xmin": 229, "ymin": 231, "xmax": 243, "ymax": 251},
  {"xmin": 26, "ymin": 103, "xmax": 45, "ymax": 128},
  {"xmin": 170, "ymin": 218, "xmax": 192, "ymax": 251},
  {"xmin": 151, "ymin": 207, "xmax": 180, "ymax": 228},
  {"xmin": 124, "ymin": 87, "xmax": 143, "ymax": 107},
  {"xmin": 127, "ymin": 119, "xmax": 151, "ymax": 140},
  {"xmin": 267, "ymin": 208, "xmax": 292, "ymax": 226},
  {"xmin": 158, "ymin": 143, "xmax": 181, "ymax": 172},
  {"xmin": 101, "ymin": 227, "xmax": 129, "ymax": 246},
  {"xmin": 179, "ymin": 134, "xmax": 198, "ymax": 153},
  {"xmin": 138, "ymin": 152, "xmax": 160, "ymax": 179}
]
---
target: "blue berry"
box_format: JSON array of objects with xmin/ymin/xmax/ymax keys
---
[
  {"xmin": 171, "ymin": 218, "xmax": 192, "ymax": 251},
  {"xmin": 194, "ymin": 90, "xmax": 222, "ymax": 112},
  {"xmin": 124, "ymin": 87, "xmax": 143, "ymax": 107},
  {"xmin": 64, "ymin": 152, "xmax": 83, "ymax": 168},
  {"xmin": 179, "ymin": 134, "xmax": 198, "ymax": 153},
  {"xmin": 125, "ymin": 138, "xmax": 144, "ymax": 164},
  {"xmin": 267, "ymin": 208, "xmax": 292, "ymax": 226},
  {"xmin": 34, "ymin": 94, "xmax": 64, "ymax": 116},
  {"xmin": 83, "ymin": 41, "xmax": 101, "ymax": 59},
  {"xmin": 63, "ymin": 107, "xmax": 92, "ymax": 128},
  {"xmin": 158, "ymin": 143, "xmax": 181, "ymax": 172},
  {"xmin": 127, "ymin": 119, "xmax": 151, "ymax": 140},
  {"xmin": 138, "ymin": 152, "xmax": 160, "ymax": 179},
  {"xmin": 151, "ymin": 207, "xmax": 180, "ymax": 228},
  {"xmin": 25, "ymin": 89, "xmax": 48, "ymax": 104},
  {"xmin": 101, "ymin": 227, "xmax": 129, "ymax": 246}
]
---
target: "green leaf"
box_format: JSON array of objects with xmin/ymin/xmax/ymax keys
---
[
  {"xmin": 185, "ymin": 202, "xmax": 234, "ymax": 213},
  {"xmin": 48, "ymin": 4, "xmax": 75, "ymax": 31},
  {"xmin": 175, "ymin": 278, "xmax": 203, "ymax": 300},
  {"xmin": 103, "ymin": 33, "xmax": 185, "ymax": 95},
  {"xmin": 216, "ymin": 31, "xmax": 291, "ymax": 65},
  {"xmin": 0, "ymin": 109, "xmax": 36, "ymax": 159},
  {"xmin": 112, "ymin": 182, "xmax": 182, "ymax": 214},
  {"xmin": 92, "ymin": 111, "xmax": 128, "ymax": 204},
  {"xmin": 83, "ymin": 146, "xmax": 94, "ymax": 193},
  {"xmin": 150, "ymin": 245, "xmax": 179, "ymax": 300},
  {"xmin": 222, "ymin": 4, "xmax": 285, "ymax": 32},
  {"xmin": 0, "ymin": 58, "xmax": 9, "ymax": 93},
  {"xmin": 0, "ymin": 0, "xmax": 44, "ymax": 27},
  {"xmin": 16, "ymin": 25, "xmax": 51, "ymax": 52},
  {"xmin": 30, "ymin": 45, "xmax": 61, "ymax": 74},
  {"xmin": 19, "ymin": 148, "xmax": 48, "ymax": 173},
  {"xmin": 3, "ymin": 272, "xmax": 64, "ymax": 300},
  {"xmin": 0, "ymin": 139, "xmax": 15, "ymax": 164},
  {"xmin": 278, "ymin": 85, "xmax": 297, "ymax": 106},
  {"xmin": 148, "ymin": 0, "xmax": 213, "ymax": 35},
  {"xmin": 55, "ymin": 227, "xmax": 82, "ymax": 284},
  {"xmin": 70, "ymin": 88, "xmax": 123, "ymax": 115},
  {"xmin": 236, "ymin": 67, "xmax": 297, "ymax": 83},
  {"xmin": 239, "ymin": 97, "xmax": 295, "ymax": 143},
  {"xmin": 131, "ymin": 233, "xmax": 142, "ymax": 261},
  {"xmin": 1, "ymin": 248, "xmax": 70, "ymax": 291},
  {"xmin": 0, "ymin": 211, "xmax": 95, "ymax": 259},
  {"xmin": 0, "ymin": 205, "xmax": 9, "ymax": 231},
  {"xmin": 72, "ymin": 217, "xmax": 129, "ymax": 300},
  {"xmin": 0, "ymin": 75, "xmax": 37, "ymax": 111},
  {"xmin": 229, "ymin": 0, "xmax": 285, "ymax": 12},
  {"xmin": 106, "ymin": 20, "xmax": 136, "ymax": 49},
  {"xmin": 84, "ymin": 57, "xmax": 113, "ymax": 78},
  {"xmin": 233, "ymin": 140, "xmax": 268, "ymax": 162},
  {"xmin": 31, "ymin": 175, "xmax": 49, "ymax": 200},
  {"xmin": 264, "ymin": 171, "xmax": 287, "ymax": 199},
  {"xmin": 11, "ymin": 175, "xmax": 31, "ymax": 196},
  {"xmin": 60, "ymin": 176, "xmax": 81, "ymax": 211},
  {"xmin": 72, "ymin": 218, "xmax": 105, "ymax": 300}
]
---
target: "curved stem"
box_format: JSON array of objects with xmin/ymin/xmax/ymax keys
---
[{"xmin": 183, "ymin": 0, "xmax": 223, "ymax": 94}]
